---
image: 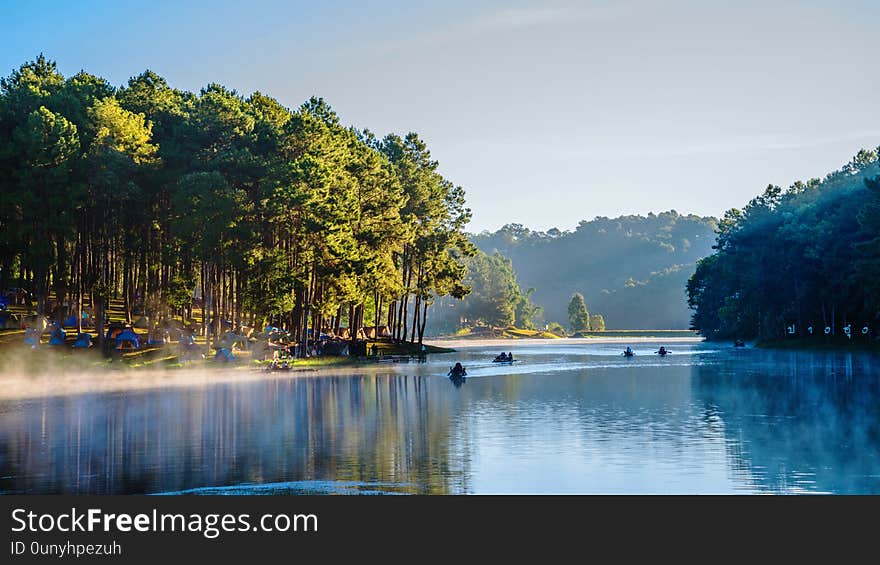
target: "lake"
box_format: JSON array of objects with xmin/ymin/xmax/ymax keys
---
[{"xmin": 1, "ymin": 339, "xmax": 879, "ymax": 494}]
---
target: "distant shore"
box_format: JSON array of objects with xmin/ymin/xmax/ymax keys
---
[
  {"xmin": 426, "ymin": 336, "xmax": 703, "ymax": 348},
  {"xmin": 438, "ymin": 328, "xmax": 699, "ymax": 340}
]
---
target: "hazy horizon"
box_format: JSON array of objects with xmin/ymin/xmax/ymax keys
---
[{"xmin": 3, "ymin": 0, "xmax": 878, "ymax": 232}]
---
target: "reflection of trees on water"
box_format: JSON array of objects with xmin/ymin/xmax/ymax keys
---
[
  {"xmin": 692, "ymin": 351, "xmax": 880, "ymax": 494},
  {"xmin": 0, "ymin": 374, "xmax": 472, "ymax": 494},
  {"xmin": 4, "ymin": 349, "xmax": 878, "ymax": 495}
]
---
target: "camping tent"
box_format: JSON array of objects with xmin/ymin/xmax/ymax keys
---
[
  {"xmin": 23, "ymin": 327, "xmax": 40, "ymax": 346},
  {"xmin": 115, "ymin": 328, "xmax": 140, "ymax": 350},
  {"xmin": 214, "ymin": 347, "xmax": 235, "ymax": 363},
  {"xmin": 106, "ymin": 323, "xmax": 125, "ymax": 340},
  {"xmin": 73, "ymin": 333, "xmax": 93, "ymax": 348},
  {"xmin": 217, "ymin": 331, "xmax": 250, "ymax": 351},
  {"xmin": 48, "ymin": 327, "xmax": 66, "ymax": 346},
  {"xmin": 146, "ymin": 328, "xmax": 167, "ymax": 346}
]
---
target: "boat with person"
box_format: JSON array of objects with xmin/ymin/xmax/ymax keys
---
[
  {"xmin": 623, "ymin": 346, "xmax": 635, "ymax": 357},
  {"xmin": 492, "ymin": 352, "xmax": 517, "ymax": 364},
  {"xmin": 448, "ymin": 362, "xmax": 467, "ymax": 387},
  {"xmin": 448, "ymin": 362, "xmax": 467, "ymax": 378}
]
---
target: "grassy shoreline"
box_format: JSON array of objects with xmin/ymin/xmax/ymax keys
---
[{"xmin": 441, "ymin": 328, "xmax": 698, "ymax": 340}]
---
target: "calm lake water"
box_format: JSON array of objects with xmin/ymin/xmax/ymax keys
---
[{"xmin": 2, "ymin": 339, "xmax": 879, "ymax": 494}]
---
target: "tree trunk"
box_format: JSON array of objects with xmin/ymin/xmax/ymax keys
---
[
  {"xmin": 410, "ymin": 293, "xmax": 420, "ymax": 344},
  {"xmin": 418, "ymin": 300, "xmax": 428, "ymax": 344}
]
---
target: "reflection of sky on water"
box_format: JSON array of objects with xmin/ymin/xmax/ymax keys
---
[
  {"xmin": 692, "ymin": 350, "xmax": 880, "ymax": 494},
  {"xmin": 1, "ymin": 342, "xmax": 878, "ymax": 494}
]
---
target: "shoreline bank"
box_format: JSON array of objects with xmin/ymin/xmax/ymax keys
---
[{"xmin": 425, "ymin": 336, "xmax": 704, "ymax": 348}]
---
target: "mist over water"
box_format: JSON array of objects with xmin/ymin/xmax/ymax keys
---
[{"xmin": 1, "ymin": 340, "xmax": 879, "ymax": 494}]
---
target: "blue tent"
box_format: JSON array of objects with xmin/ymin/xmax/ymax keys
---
[
  {"xmin": 73, "ymin": 333, "xmax": 93, "ymax": 348},
  {"xmin": 115, "ymin": 328, "xmax": 140, "ymax": 350},
  {"xmin": 106, "ymin": 323, "xmax": 125, "ymax": 340},
  {"xmin": 214, "ymin": 347, "xmax": 235, "ymax": 362},
  {"xmin": 24, "ymin": 328, "xmax": 40, "ymax": 346},
  {"xmin": 49, "ymin": 327, "xmax": 66, "ymax": 346},
  {"xmin": 62, "ymin": 311, "xmax": 88, "ymax": 327},
  {"xmin": 147, "ymin": 331, "xmax": 166, "ymax": 346}
]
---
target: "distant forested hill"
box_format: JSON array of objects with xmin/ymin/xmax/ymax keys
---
[{"xmin": 471, "ymin": 212, "xmax": 718, "ymax": 329}]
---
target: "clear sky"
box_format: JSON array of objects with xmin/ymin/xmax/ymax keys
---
[{"xmin": 3, "ymin": 0, "xmax": 878, "ymax": 232}]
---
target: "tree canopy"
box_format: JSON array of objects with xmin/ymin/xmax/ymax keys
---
[
  {"xmin": 567, "ymin": 292, "xmax": 590, "ymax": 332},
  {"xmin": 427, "ymin": 250, "xmax": 539, "ymax": 333},
  {"xmin": 686, "ymin": 149, "xmax": 880, "ymax": 341},
  {"xmin": 0, "ymin": 55, "xmax": 473, "ymax": 350}
]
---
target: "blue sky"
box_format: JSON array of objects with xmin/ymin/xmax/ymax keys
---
[{"xmin": 3, "ymin": 0, "xmax": 879, "ymax": 232}]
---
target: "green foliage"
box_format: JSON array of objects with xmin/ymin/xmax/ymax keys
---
[
  {"xmin": 89, "ymin": 97, "xmax": 157, "ymax": 164},
  {"xmin": 567, "ymin": 292, "xmax": 590, "ymax": 332},
  {"xmin": 0, "ymin": 56, "xmax": 473, "ymax": 347},
  {"xmin": 427, "ymin": 250, "xmax": 537, "ymax": 333},
  {"xmin": 166, "ymin": 274, "xmax": 194, "ymax": 312},
  {"xmin": 687, "ymin": 149, "xmax": 880, "ymax": 340}
]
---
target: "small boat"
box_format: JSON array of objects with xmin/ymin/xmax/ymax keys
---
[
  {"xmin": 492, "ymin": 358, "xmax": 517, "ymax": 364},
  {"xmin": 734, "ymin": 340, "xmax": 745, "ymax": 348},
  {"xmin": 448, "ymin": 363, "xmax": 467, "ymax": 378},
  {"xmin": 656, "ymin": 347, "xmax": 670, "ymax": 356}
]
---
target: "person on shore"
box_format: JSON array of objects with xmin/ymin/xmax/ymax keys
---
[{"xmin": 371, "ymin": 343, "xmax": 378, "ymax": 356}]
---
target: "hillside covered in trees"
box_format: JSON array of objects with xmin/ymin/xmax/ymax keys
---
[
  {"xmin": 0, "ymin": 55, "xmax": 473, "ymax": 352},
  {"xmin": 426, "ymin": 249, "xmax": 540, "ymax": 335},
  {"xmin": 471, "ymin": 212, "xmax": 718, "ymax": 329},
  {"xmin": 687, "ymin": 149, "xmax": 880, "ymax": 342}
]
